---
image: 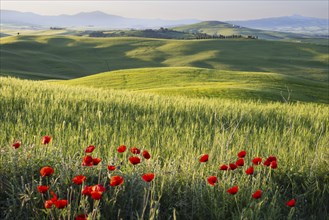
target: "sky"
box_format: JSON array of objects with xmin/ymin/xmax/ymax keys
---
[{"xmin": 1, "ymin": 1, "xmax": 328, "ymax": 21}]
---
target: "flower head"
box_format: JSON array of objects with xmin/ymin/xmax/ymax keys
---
[
  {"xmin": 44, "ymin": 200, "xmax": 53, "ymax": 209},
  {"xmin": 110, "ymin": 176, "xmax": 124, "ymax": 186},
  {"xmin": 245, "ymin": 166, "xmax": 254, "ymax": 175},
  {"xmin": 252, "ymin": 189, "xmax": 262, "ymax": 199},
  {"xmin": 82, "ymin": 155, "xmax": 93, "ymax": 166},
  {"xmin": 76, "ymin": 214, "xmax": 88, "ymax": 220},
  {"xmin": 82, "ymin": 186, "xmax": 92, "ymax": 196},
  {"xmin": 227, "ymin": 186, "xmax": 239, "ymax": 195},
  {"xmin": 236, "ymin": 158, "xmax": 244, "ymax": 167},
  {"xmin": 40, "ymin": 166, "xmax": 54, "ymax": 177},
  {"xmin": 237, "ymin": 150, "xmax": 246, "ymax": 158},
  {"xmin": 142, "ymin": 173, "xmax": 155, "ymax": 182},
  {"xmin": 73, "ymin": 175, "xmax": 86, "ymax": 185},
  {"xmin": 199, "ymin": 154, "xmax": 209, "ymax": 163},
  {"xmin": 229, "ymin": 163, "xmax": 237, "ymax": 170},
  {"xmin": 270, "ymin": 161, "xmax": 278, "ymax": 169},
  {"xmin": 107, "ymin": 165, "xmax": 116, "ymax": 171},
  {"xmin": 37, "ymin": 185, "xmax": 50, "ymax": 193},
  {"xmin": 41, "ymin": 136, "xmax": 51, "ymax": 145},
  {"xmin": 130, "ymin": 147, "xmax": 140, "ymax": 154},
  {"xmin": 92, "ymin": 157, "xmax": 101, "ymax": 165},
  {"xmin": 117, "ymin": 145, "xmax": 127, "ymax": 153},
  {"xmin": 142, "ymin": 150, "xmax": 151, "ymax": 160},
  {"xmin": 54, "ymin": 200, "xmax": 68, "ymax": 209},
  {"xmin": 91, "ymin": 190, "xmax": 103, "ymax": 200},
  {"xmin": 219, "ymin": 164, "xmax": 228, "ymax": 171},
  {"xmin": 252, "ymin": 157, "xmax": 262, "ymax": 165},
  {"xmin": 85, "ymin": 145, "xmax": 95, "ymax": 153},
  {"xmin": 129, "ymin": 156, "xmax": 141, "ymax": 165},
  {"xmin": 12, "ymin": 141, "xmax": 21, "ymax": 149},
  {"xmin": 286, "ymin": 199, "xmax": 296, "ymax": 207},
  {"xmin": 207, "ymin": 176, "xmax": 218, "ymax": 186}
]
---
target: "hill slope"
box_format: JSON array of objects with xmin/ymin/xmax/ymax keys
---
[
  {"xmin": 60, "ymin": 67, "xmax": 328, "ymax": 103},
  {"xmin": 1, "ymin": 35, "xmax": 328, "ymax": 82}
]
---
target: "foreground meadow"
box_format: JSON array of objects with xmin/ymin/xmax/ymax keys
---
[{"xmin": 0, "ymin": 77, "xmax": 328, "ymax": 219}]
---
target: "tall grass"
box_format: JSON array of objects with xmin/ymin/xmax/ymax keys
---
[{"xmin": 0, "ymin": 77, "xmax": 328, "ymax": 219}]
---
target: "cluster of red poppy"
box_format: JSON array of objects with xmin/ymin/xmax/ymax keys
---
[
  {"xmin": 12, "ymin": 135, "xmax": 52, "ymax": 149},
  {"xmin": 200, "ymin": 150, "xmax": 296, "ymax": 207}
]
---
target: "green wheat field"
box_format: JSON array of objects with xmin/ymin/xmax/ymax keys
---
[{"xmin": 0, "ymin": 32, "xmax": 328, "ymax": 219}]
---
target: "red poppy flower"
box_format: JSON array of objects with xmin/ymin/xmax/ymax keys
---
[
  {"xmin": 236, "ymin": 158, "xmax": 244, "ymax": 166},
  {"xmin": 85, "ymin": 145, "xmax": 95, "ymax": 153},
  {"xmin": 207, "ymin": 176, "xmax": 218, "ymax": 186},
  {"xmin": 12, "ymin": 141, "xmax": 21, "ymax": 149},
  {"xmin": 72, "ymin": 175, "xmax": 86, "ymax": 185},
  {"xmin": 82, "ymin": 186, "xmax": 92, "ymax": 196},
  {"xmin": 237, "ymin": 150, "xmax": 246, "ymax": 158},
  {"xmin": 44, "ymin": 200, "xmax": 53, "ymax": 209},
  {"xmin": 76, "ymin": 214, "xmax": 88, "ymax": 220},
  {"xmin": 252, "ymin": 157, "xmax": 262, "ymax": 165},
  {"xmin": 129, "ymin": 156, "xmax": 141, "ymax": 165},
  {"xmin": 199, "ymin": 154, "xmax": 209, "ymax": 163},
  {"xmin": 92, "ymin": 157, "xmax": 101, "ymax": 165},
  {"xmin": 91, "ymin": 190, "xmax": 103, "ymax": 200},
  {"xmin": 227, "ymin": 186, "xmax": 238, "ymax": 195},
  {"xmin": 142, "ymin": 173, "xmax": 155, "ymax": 182},
  {"xmin": 130, "ymin": 147, "xmax": 140, "ymax": 154},
  {"xmin": 110, "ymin": 176, "xmax": 124, "ymax": 186},
  {"xmin": 91, "ymin": 184, "xmax": 106, "ymax": 192},
  {"xmin": 108, "ymin": 165, "xmax": 116, "ymax": 171},
  {"xmin": 229, "ymin": 163, "xmax": 237, "ymax": 170},
  {"xmin": 270, "ymin": 161, "xmax": 278, "ymax": 169},
  {"xmin": 41, "ymin": 136, "xmax": 51, "ymax": 145},
  {"xmin": 82, "ymin": 155, "xmax": 93, "ymax": 166},
  {"xmin": 142, "ymin": 150, "xmax": 151, "ymax": 160},
  {"xmin": 264, "ymin": 156, "xmax": 277, "ymax": 166},
  {"xmin": 54, "ymin": 200, "xmax": 68, "ymax": 209},
  {"xmin": 37, "ymin": 185, "xmax": 50, "ymax": 193},
  {"xmin": 286, "ymin": 199, "xmax": 296, "ymax": 207},
  {"xmin": 219, "ymin": 164, "xmax": 228, "ymax": 170},
  {"xmin": 40, "ymin": 166, "xmax": 54, "ymax": 177},
  {"xmin": 252, "ymin": 189, "xmax": 262, "ymax": 199},
  {"xmin": 50, "ymin": 191, "xmax": 58, "ymax": 202},
  {"xmin": 245, "ymin": 166, "xmax": 254, "ymax": 175},
  {"xmin": 117, "ymin": 145, "xmax": 127, "ymax": 153}
]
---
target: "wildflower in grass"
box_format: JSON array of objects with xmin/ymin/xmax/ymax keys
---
[
  {"xmin": 50, "ymin": 191, "xmax": 58, "ymax": 201},
  {"xmin": 54, "ymin": 200, "xmax": 68, "ymax": 209},
  {"xmin": 129, "ymin": 156, "xmax": 141, "ymax": 165},
  {"xmin": 44, "ymin": 200, "xmax": 53, "ymax": 209},
  {"xmin": 41, "ymin": 135, "xmax": 51, "ymax": 145},
  {"xmin": 92, "ymin": 184, "xmax": 106, "ymax": 193},
  {"xmin": 252, "ymin": 157, "xmax": 262, "ymax": 165},
  {"xmin": 82, "ymin": 155, "xmax": 93, "ymax": 166},
  {"xmin": 37, "ymin": 185, "xmax": 50, "ymax": 193},
  {"xmin": 245, "ymin": 166, "xmax": 254, "ymax": 175},
  {"xmin": 236, "ymin": 158, "xmax": 244, "ymax": 166},
  {"xmin": 264, "ymin": 156, "xmax": 277, "ymax": 166},
  {"xmin": 252, "ymin": 189, "xmax": 262, "ymax": 199},
  {"xmin": 270, "ymin": 161, "xmax": 278, "ymax": 169},
  {"xmin": 229, "ymin": 163, "xmax": 237, "ymax": 170},
  {"xmin": 73, "ymin": 175, "xmax": 86, "ymax": 185},
  {"xmin": 12, "ymin": 141, "xmax": 21, "ymax": 149},
  {"xmin": 227, "ymin": 186, "xmax": 238, "ymax": 195},
  {"xmin": 199, "ymin": 154, "xmax": 209, "ymax": 163},
  {"xmin": 117, "ymin": 145, "xmax": 127, "ymax": 153},
  {"xmin": 82, "ymin": 186, "xmax": 92, "ymax": 196},
  {"xmin": 237, "ymin": 150, "xmax": 246, "ymax": 158},
  {"xmin": 142, "ymin": 173, "xmax": 155, "ymax": 182},
  {"xmin": 219, "ymin": 164, "xmax": 228, "ymax": 170},
  {"xmin": 91, "ymin": 190, "xmax": 103, "ymax": 200},
  {"xmin": 92, "ymin": 157, "xmax": 101, "ymax": 165},
  {"xmin": 110, "ymin": 176, "xmax": 124, "ymax": 186},
  {"xmin": 107, "ymin": 165, "xmax": 116, "ymax": 171},
  {"xmin": 286, "ymin": 199, "xmax": 296, "ymax": 207},
  {"xmin": 40, "ymin": 166, "xmax": 54, "ymax": 177},
  {"xmin": 130, "ymin": 147, "xmax": 141, "ymax": 154},
  {"xmin": 207, "ymin": 176, "xmax": 218, "ymax": 186},
  {"xmin": 85, "ymin": 145, "xmax": 95, "ymax": 153},
  {"xmin": 142, "ymin": 150, "xmax": 151, "ymax": 160},
  {"xmin": 76, "ymin": 214, "xmax": 88, "ymax": 220}
]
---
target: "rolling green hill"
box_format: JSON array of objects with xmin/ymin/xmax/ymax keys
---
[
  {"xmin": 1, "ymin": 35, "xmax": 328, "ymax": 82},
  {"xmin": 173, "ymin": 21, "xmax": 328, "ymax": 43},
  {"xmin": 60, "ymin": 67, "xmax": 328, "ymax": 103}
]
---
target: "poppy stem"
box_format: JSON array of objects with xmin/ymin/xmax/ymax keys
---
[{"xmin": 234, "ymin": 196, "xmax": 241, "ymax": 216}]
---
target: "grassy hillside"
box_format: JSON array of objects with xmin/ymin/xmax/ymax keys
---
[
  {"xmin": 1, "ymin": 77, "xmax": 328, "ymax": 219},
  {"xmin": 1, "ymin": 35, "xmax": 328, "ymax": 82},
  {"xmin": 173, "ymin": 21, "xmax": 329, "ymax": 44},
  {"xmin": 60, "ymin": 67, "xmax": 329, "ymax": 103}
]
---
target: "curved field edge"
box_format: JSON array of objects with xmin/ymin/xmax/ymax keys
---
[
  {"xmin": 0, "ymin": 77, "xmax": 328, "ymax": 219},
  {"xmin": 58, "ymin": 67, "xmax": 329, "ymax": 103}
]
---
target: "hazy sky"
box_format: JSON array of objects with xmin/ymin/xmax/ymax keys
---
[{"xmin": 1, "ymin": 1, "xmax": 328, "ymax": 20}]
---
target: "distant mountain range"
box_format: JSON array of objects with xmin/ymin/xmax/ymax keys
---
[
  {"xmin": 229, "ymin": 15, "xmax": 328, "ymax": 35},
  {"xmin": 0, "ymin": 10, "xmax": 200, "ymax": 29},
  {"xmin": 1, "ymin": 10, "xmax": 328, "ymax": 35}
]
